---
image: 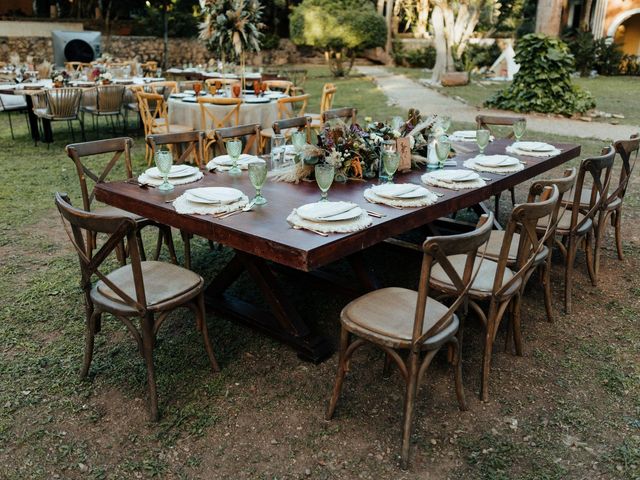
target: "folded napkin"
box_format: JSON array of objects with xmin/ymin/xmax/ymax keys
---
[
  {"xmin": 186, "ymin": 187, "xmax": 243, "ymax": 205},
  {"xmin": 302, "ymin": 201, "xmax": 358, "ymax": 220}
]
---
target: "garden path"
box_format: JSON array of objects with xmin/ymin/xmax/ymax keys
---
[{"xmin": 357, "ymin": 65, "xmax": 638, "ymax": 141}]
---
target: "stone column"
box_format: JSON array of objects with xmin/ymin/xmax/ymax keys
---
[
  {"xmin": 591, "ymin": 0, "xmax": 609, "ymax": 38},
  {"xmin": 535, "ymin": 0, "xmax": 564, "ymax": 37}
]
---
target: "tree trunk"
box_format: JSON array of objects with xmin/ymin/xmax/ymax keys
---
[
  {"xmin": 431, "ymin": 5, "xmax": 448, "ymax": 83},
  {"xmin": 415, "ymin": 0, "xmax": 430, "ymax": 38},
  {"xmin": 384, "ymin": 0, "xmax": 395, "ymax": 55},
  {"xmin": 162, "ymin": 0, "xmax": 169, "ymax": 70},
  {"xmin": 377, "ymin": 0, "xmax": 385, "ymax": 15},
  {"xmin": 535, "ymin": 0, "xmax": 564, "ymax": 37},
  {"xmin": 580, "ymin": 0, "xmax": 594, "ymax": 32}
]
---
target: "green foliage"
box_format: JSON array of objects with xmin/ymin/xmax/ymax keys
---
[
  {"xmin": 290, "ymin": 0, "xmax": 386, "ymax": 75},
  {"xmin": 132, "ymin": 0, "xmax": 200, "ymax": 38},
  {"xmin": 392, "ymin": 41, "xmax": 436, "ymax": 69},
  {"xmin": 199, "ymin": 0, "xmax": 264, "ymax": 62},
  {"xmin": 486, "ymin": 33, "xmax": 595, "ymax": 115},
  {"xmin": 454, "ymin": 42, "xmax": 501, "ymax": 72},
  {"xmin": 563, "ymin": 31, "xmax": 632, "ymax": 76}
]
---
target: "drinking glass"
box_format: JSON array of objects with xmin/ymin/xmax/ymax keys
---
[
  {"xmin": 193, "ymin": 82, "xmax": 202, "ymax": 96},
  {"xmin": 476, "ymin": 129, "xmax": 490, "ymax": 154},
  {"xmin": 227, "ymin": 139, "xmax": 243, "ymax": 176},
  {"xmin": 513, "ymin": 119, "xmax": 526, "ymax": 141},
  {"xmin": 291, "ymin": 131, "xmax": 306, "ymax": 157},
  {"xmin": 382, "ymin": 150, "xmax": 400, "ymax": 183},
  {"xmin": 248, "ymin": 160, "xmax": 268, "ymax": 205},
  {"xmin": 315, "ymin": 164, "xmax": 335, "ymax": 202},
  {"xmin": 270, "ymin": 134, "xmax": 286, "ymax": 171},
  {"xmin": 154, "ymin": 150, "xmax": 174, "ymax": 191},
  {"xmin": 391, "ymin": 116, "xmax": 404, "ymax": 131},
  {"xmin": 439, "ymin": 115, "xmax": 451, "ymax": 133},
  {"xmin": 435, "ymin": 134, "xmax": 451, "ymax": 168}
]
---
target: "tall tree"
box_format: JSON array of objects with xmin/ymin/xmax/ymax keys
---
[{"xmin": 534, "ymin": 0, "xmax": 563, "ymax": 36}]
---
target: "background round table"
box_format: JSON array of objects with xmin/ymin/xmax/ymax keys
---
[{"xmin": 168, "ymin": 97, "xmax": 280, "ymax": 131}]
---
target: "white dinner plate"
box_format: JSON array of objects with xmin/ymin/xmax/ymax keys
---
[
  {"xmin": 512, "ymin": 141, "xmax": 555, "ymax": 152},
  {"xmin": 371, "ymin": 183, "xmax": 430, "ymax": 199},
  {"xmin": 170, "ymin": 93, "xmax": 189, "ymax": 98},
  {"xmin": 427, "ymin": 169, "xmax": 480, "ymax": 183},
  {"xmin": 211, "ymin": 153, "xmax": 255, "ymax": 166},
  {"xmin": 451, "ymin": 130, "xmax": 477, "ymax": 139},
  {"xmin": 244, "ymin": 97, "xmax": 271, "ymax": 104},
  {"xmin": 145, "ymin": 165, "xmax": 197, "ymax": 179},
  {"xmin": 473, "ymin": 155, "xmax": 520, "ymax": 168},
  {"xmin": 184, "ymin": 187, "xmax": 244, "ymax": 205},
  {"xmin": 297, "ymin": 202, "xmax": 362, "ymax": 222}
]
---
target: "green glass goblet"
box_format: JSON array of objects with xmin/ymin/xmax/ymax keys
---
[
  {"xmin": 227, "ymin": 139, "xmax": 243, "ymax": 176},
  {"xmin": 248, "ymin": 160, "xmax": 268, "ymax": 205},
  {"xmin": 315, "ymin": 163, "xmax": 335, "ymax": 202},
  {"xmin": 476, "ymin": 129, "xmax": 490, "ymax": 154},
  {"xmin": 513, "ymin": 119, "xmax": 526, "ymax": 141},
  {"xmin": 382, "ymin": 150, "xmax": 400, "ymax": 183},
  {"xmin": 435, "ymin": 134, "xmax": 451, "ymax": 168},
  {"xmin": 154, "ymin": 150, "xmax": 174, "ymax": 191}
]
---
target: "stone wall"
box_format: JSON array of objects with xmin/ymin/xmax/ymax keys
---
[{"xmin": 0, "ymin": 34, "xmax": 307, "ymax": 66}]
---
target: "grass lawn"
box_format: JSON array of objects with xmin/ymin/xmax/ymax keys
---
[{"xmin": 0, "ymin": 68, "xmax": 639, "ymax": 479}]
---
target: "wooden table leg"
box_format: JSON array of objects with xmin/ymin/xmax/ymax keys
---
[
  {"xmin": 25, "ymin": 95, "xmax": 40, "ymax": 144},
  {"xmin": 203, "ymin": 251, "xmax": 334, "ymax": 363}
]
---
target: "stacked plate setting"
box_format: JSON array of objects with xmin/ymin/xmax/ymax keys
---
[
  {"xmin": 172, "ymin": 187, "xmax": 249, "ymax": 215},
  {"xmin": 507, "ymin": 141, "xmax": 560, "ymax": 157},
  {"xmin": 364, "ymin": 183, "xmax": 437, "ymax": 207},
  {"xmin": 449, "ymin": 130, "xmax": 495, "ymax": 143},
  {"xmin": 207, "ymin": 153, "xmax": 260, "ymax": 171},
  {"xmin": 288, "ymin": 201, "xmax": 372, "ymax": 234},
  {"xmin": 422, "ymin": 169, "xmax": 485, "ymax": 189},
  {"xmin": 463, "ymin": 154, "xmax": 524, "ymax": 174},
  {"xmin": 138, "ymin": 164, "xmax": 203, "ymax": 186}
]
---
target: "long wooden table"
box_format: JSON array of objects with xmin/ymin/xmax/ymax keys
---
[{"xmin": 95, "ymin": 139, "xmax": 580, "ymax": 361}]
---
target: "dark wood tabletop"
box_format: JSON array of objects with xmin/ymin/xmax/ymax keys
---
[{"xmin": 95, "ymin": 139, "xmax": 581, "ymax": 272}]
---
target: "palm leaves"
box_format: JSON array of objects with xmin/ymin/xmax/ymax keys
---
[{"xmin": 199, "ymin": 0, "xmax": 265, "ymax": 62}]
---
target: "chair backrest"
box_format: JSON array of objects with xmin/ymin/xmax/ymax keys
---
[
  {"xmin": 141, "ymin": 61, "xmax": 158, "ymax": 77},
  {"xmin": 493, "ymin": 185, "xmax": 560, "ymax": 297},
  {"xmin": 610, "ymin": 134, "xmax": 639, "ymax": 206},
  {"xmin": 569, "ymin": 146, "xmax": 616, "ymax": 232},
  {"xmin": 197, "ymin": 96, "xmax": 242, "ymax": 131},
  {"xmin": 147, "ymin": 81, "xmax": 178, "ymax": 100},
  {"xmin": 146, "ymin": 130, "xmax": 205, "ymax": 167},
  {"xmin": 136, "ymin": 91, "xmax": 166, "ymax": 135},
  {"xmin": 55, "ymin": 192, "xmax": 148, "ymax": 312},
  {"xmin": 95, "ymin": 85, "xmax": 125, "ymax": 113},
  {"xmin": 65, "ymin": 62, "xmax": 84, "ymax": 72},
  {"xmin": 46, "ymin": 88, "xmax": 83, "ymax": 118},
  {"xmin": 319, "ymin": 83, "xmax": 337, "ymax": 113},
  {"xmin": 66, "ymin": 137, "xmax": 135, "ymax": 212},
  {"xmin": 264, "ymin": 80, "xmax": 293, "ymax": 95},
  {"xmin": 413, "ymin": 213, "xmax": 494, "ymax": 346},
  {"xmin": 322, "ymin": 107, "xmax": 357, "ymax": 125},
  {"xmin": 272, "ymin": 115, "xmax": 312, "ymax": 142},
  {"xmin": 475, "ymin": 114, "xmax": 526, "ymax": 139},
  {"xmin": 214, "ymin": 123, "xmax": 262, "ymax": 155},
  {"xmin": 528, "ymin": 167, "xmax": 577, "ymax": 235},
  {"xmin": 204, "ymin": 78, "xmax": 241, "ymax": 94},
  {"xmin": 179, "ymin": 80, "xmax": 203, "ymax": 92},
  {"xmin": 276, "ymin": 94, "xmax": 309, "ymax": 120}
]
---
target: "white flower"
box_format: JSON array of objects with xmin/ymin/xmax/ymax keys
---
[
  {"xmin": 103, "ymin": 72, "xmax": 113, "ymax": 80},
  {"xmin": 392, "ymin": 129, "xmax": 401, "ymax": 138},
  {"xmin": 369, "ymin": 133, "xmax": 382, "ymax": 144},
  {"xmin": 55, "ymin": 75, "xmax": 64, "ymax": 82},
  {"xmin": 409, "ymin": 136, "xmax": 416, "ymax": 149}
]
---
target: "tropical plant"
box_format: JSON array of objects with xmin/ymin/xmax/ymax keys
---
[
  {"xmin": 199, "ymin": 0, "xmax": 265, "ymax": 64},
  {"xmin": 486, "ymin": 34, "xmax": 595, "ymax": 115},
  {"xmin": 290, "ymin": 0, "xmax": 387, "ymax": 77}
]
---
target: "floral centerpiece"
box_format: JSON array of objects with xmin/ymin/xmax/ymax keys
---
[
  {"xmin": 99, "ymin": 72, "xmax": 113, "ymax": 85},
  {"xmin": 51, "ymin": 70, "xmax": 69, "ymax": 88}
]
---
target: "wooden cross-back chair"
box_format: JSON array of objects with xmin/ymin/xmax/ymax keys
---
[
  {"xmin": 326, "ymin": 213, "xmax": 494, "ymax": 469},
  {"xmin": 309, "ymin": 83, "xmax": 337, "ymax": 129},
  {"xmin": 545, "ymin": 146, "xmax": 616, "ymax": 313},
  {"xmin": 65, "ymin": 61, "xmax": 89, "ymax": 72},
  {"xmin": 66, "ymin": 137, "xmax": 177, "ymax": 264},
  {"xmin": 146, "ymin": 81, "xmax": 179, "ymax": 100},
  {"xmin": 197, "ymin": 96, "xmax": 242, "ymax": 159},
  {"xmin": 430, "ymin": 186, "xmax": 560, "ymax": 402},
  {"xmin": 214, "ymin": 123, "xmax": 262, "ymax": 156},
  {"xmin": 260, "ymin": 94, "xmax": 309, "ymax": 150},
  {"xmin": 322, "ymin": 107, "xmax": 357, "ymax": 125},
  {"xmin": 475, "ymin": 115, "xmax": 527, "ymax": 219},
  {"xmin": 592, "ymin": 135, "xmax": 639, "ymax": 274},
  {"xmin": 54, "ymin": 193, "xmax": 219, "ymax": 422},
  {"xmin": 272, "ymin": 115, "xmax": 312, "ymax": 143},
  {"xmin": 141, "ymin": 61, "xmax": 158, "ymax": 77},
  {"xmin": 263, "ymin": 80, "xmax": 293, "ymax": 95},
  {"xmin": 179, "ymin": 80, "xmax": 203, "ymax": 92},
  {"xmin": 204, "ymin": 78, "xmax": 241, "ymax": 95}
]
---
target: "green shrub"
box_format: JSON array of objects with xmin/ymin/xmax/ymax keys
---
[
  {"xmin": 290, "ymin": 0, "xmax": 386, "ymax": 76},
  {"xmin": 564, "ymin": 31, "xmax": 597, "ymax": 76},
  {"xmin": 594, "ymin": 39, "xmax": 625, "ymax": 75},
  {"xmin": 392, "ymin": 41, "xmax": 436, "ymax": 68},
  {"xmin": 486, "ymin": 33, "xmax": 595, "ymax": 115},
  {"xmin": 454, "ymin": 42, "xmax": 501, "ymax": 72}
]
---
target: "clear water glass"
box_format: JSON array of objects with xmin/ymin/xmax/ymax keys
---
[
  {"xmin": 378, "ymin": 140, "xmax": 396, "ymax": 182},
  {"xmin": 155, "ymin": 150, "xmax": 174, "ymax": 191},
  {"xmin": 248, "ymin": 160, "xmax": 268, "ymax": 205},
  {"xmin": 439, "ymin": 115, "xmax": 451, "ymax": 132},
  {"xmin": 315, "ymin": 164, "xmax": 335, "ymax": 202},
  {"xmin": 476, "ymin": 129, "xmax": 490, "ymax": 154},
  {"xmin": 391, "ymin": 116, "xmax": 404, "ymax": 131},
  {"xmin": 382, "ymin": 150, "xmax": 400, "ymax": 183},
  {"xmin": 227, "ymin": 139, "xmax": 243, "ymax": 176},
  {"xmin": 435, "ymin": 134, "xmax": 451, "ymax": 168},
  {"xmin": 513, "ymin": 119, "xmax": 526, "ymax": 141},
  {"xmin": 270, "ymin": 134, "xmax": 286, "ymax": 171}
]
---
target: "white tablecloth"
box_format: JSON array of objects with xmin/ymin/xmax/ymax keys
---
[{"xmin": 168, "ymin": 97, "xmax": 280, "ymax": 130}]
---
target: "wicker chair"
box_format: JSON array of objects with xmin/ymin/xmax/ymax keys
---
[
  {"xmin": 34, "ymin": 87, "xmax": 85, "ymax": 145},
  {"xmin": 81, "ymin": 85, "xmax": 126, "ymax": 137}
]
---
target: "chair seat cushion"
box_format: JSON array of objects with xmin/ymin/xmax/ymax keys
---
[
  {"xmin": 564, "ymin": 187, "xmax": 621, "ymax": 210},
  {"xmin": 152, "ymin": 123, "xmax": 193, "ymax": 134},
  {"xmin": 484, "ymin": 230, "xmax": 549, "ymax": 265},
  {"xmin": 537, "ymin": 209, "xmax": 590, "ymax": 233},
  {"xmin": 430, "ymin": 254, "xmax": 516, "ymax": 295},
  {"xmin": 341, "ymin": 287, "xmax": 458, "ymax": 348},
  {"xmin": 94, "ymin": 261, "xmax": 202, "ymax": 308}
]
